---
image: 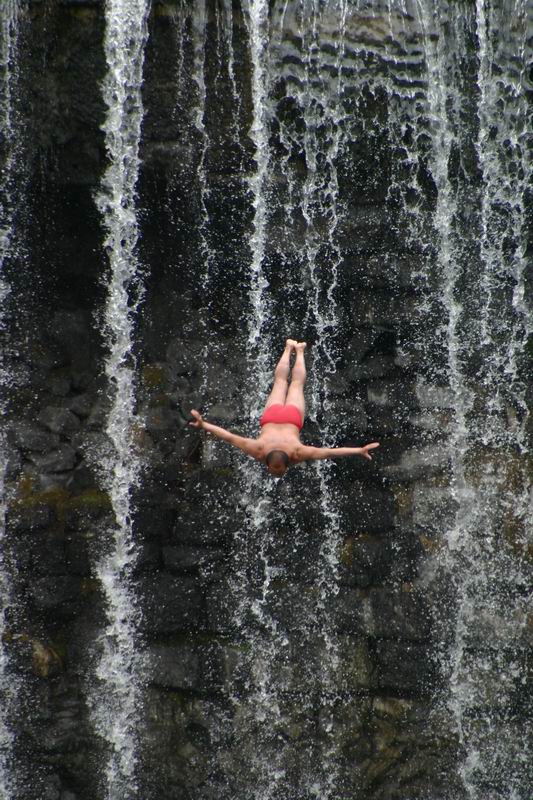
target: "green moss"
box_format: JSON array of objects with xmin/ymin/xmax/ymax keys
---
[
  {"xmin": 142, "ymin": 364, "xmax": 168, "ymax": 391},
  {"xmin": 17, "ymin": 473, "xmax": 35, "ymax": 497},
  {"xmin": 340, "ymin": 537, "xmax": 354, "ymax": 568},
  {"xmin": 80, "ymin": 578, "xmax": 101, "ymax": 594},
  {"xmin": 12, "ymin": 484, "xmax": 112, "ymax": 531},
  {"xmin": 70, "ymin": 7, "xmax": 100, "ymax": 21},
  {"xmin": 65, "ymin": 489, "xmax": 111, "ymax": 511},
  {"xmin": 392, "ymin": 485, "xmax": 413, "ymax": 517},
  {"xmin": 14, "ymin": 485, "xmax": 70, "ymax": 514},
  {"xmin": 154, "ymin": 2, "xmax": 180, "ymax": 16},
  {"xmin": 48, "ymin": 632, "xmax": 68, "ymax": 662},
  {"xmin": 464, "ymin": 449, "xmax": 529, "ymax": 492},
  {"xmin": 150, "ymin": 393, "xmax": 172, "ymax": 408},
  {"xmin": 214, "ymin": 466, "xmax": 234, "ymax": 478},
  {"xmin": 502, "ymin": 518, "xmax": 533, "ymax": 563},
  {"xmin": 418, "ymin": 533, "xmax": 443, "ymax": 554}
]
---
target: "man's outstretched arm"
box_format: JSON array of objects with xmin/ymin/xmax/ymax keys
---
[
  {"xmin": 189, "ymin": 410, "xmax": 260, "ymax": 458},
  {"xmin": 296, "ymin": 442, "xmax": 380, "ymax": 463}
]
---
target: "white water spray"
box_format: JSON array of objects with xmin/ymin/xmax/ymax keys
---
[
  {"xmin": 416, "ymin": 2, "xmax": 532, "ymax": 796},
  {"xmin": 0, "ymin": 3, "xmax": 22, "ymax": 797},
  {"xmin": 91, "ymin": 1, "xmax": 151, "ymax": 796},
  {"xmin": 243, "ymin": 0, "xmax": 272, "ymax": 407}
]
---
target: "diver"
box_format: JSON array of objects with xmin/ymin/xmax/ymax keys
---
[{"xmin": 190, "ymin": 339, "xmax": 380, "ymax": 477}]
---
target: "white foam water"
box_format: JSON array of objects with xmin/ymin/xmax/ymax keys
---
[
  {"xmin": 229, "ymin": 10, "xmax": 284, "ymax": 787},
  {"xmin": 446, "ymin": 3, "xmax": 531, "ymax": 795},
  {"xmin": 243, "ymin": 0, "xmax": 273, "ymax": 407},
  {"xmin": 91, "ymin": 1, "xmax": 151, "ymax": 797},
  {"xmin": 0, "ymin": 3, "xmax": 22, "ymax": 797},
  {"xmin": 415, "ymin": 2, "xmax": 532, "ymax": 796},
  {"xmin": 289, "ymin": 3, "xmax": 348, "ymax": 794},
  {"xmin": 161, "ymin": 2, "xmax": 531, "ymax": 796},
  {"xmin": 233, "ymin": 2, "xmax": 356, "ymax": 795},
  {"xmin": 0, "ymin": 457, "xmax": 15, "ymax": 800}
]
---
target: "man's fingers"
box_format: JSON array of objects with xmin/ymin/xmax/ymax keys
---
[
  {"xmin": 363, "ymin": 442, "xmax": 380, "ymax": 460},
  {"xmin": 189, "ymin": 409, "xmax": 202, "ymax": 428}
]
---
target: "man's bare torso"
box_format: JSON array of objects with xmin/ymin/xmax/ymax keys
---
[{"xmin": 255, "ymin": 422, "xmax": 303, "ymax": 463}]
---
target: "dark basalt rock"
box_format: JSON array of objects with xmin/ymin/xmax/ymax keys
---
[
  {"xmin": 373, "ymin": 639, "xmax": 435, "ymax": 694},
  {"xmin": 38, "ymin": 407, "xmax": 81, "ymax": 435},
  {"xmin": 28, "ymin": 445, "xmax": 77, "ymax": 473},
  {"xmin": 141, "ymin": 573, "xmax": 204, "ymax": 635},
  {"xmin": 11, "ymin": 424, "xmax": 61, "ymax": 453}
]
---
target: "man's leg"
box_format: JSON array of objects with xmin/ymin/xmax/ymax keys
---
[
  {"xmin": 263, "ymin": 339, "xmax": 297, "ymax": 410},
  {"xmin": 286, "ymin": 342, "xmax": 306, "ymax": 420}
]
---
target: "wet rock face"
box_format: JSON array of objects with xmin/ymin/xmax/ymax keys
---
[{"xmin": 2, "ymin": 3, "xmax": 531, "ymax": 800}]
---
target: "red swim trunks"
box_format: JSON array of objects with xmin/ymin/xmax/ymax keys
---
[{"xmin": 259, "ymin": 404, "xmax": 303, "ymax": 430}]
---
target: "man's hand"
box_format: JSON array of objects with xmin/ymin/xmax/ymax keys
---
[
  {"xmin": 360, "ymin": 442, "xmax": 380, "ymax": 460},
  {"xmin": 189, "ymin": 409, "xmax": 204, "ymax": 429}
]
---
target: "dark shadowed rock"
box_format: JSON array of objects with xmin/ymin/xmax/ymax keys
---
[
  {"xmin": 149, "ymin": 641, "xmax": 239, "ymax": 692},
  {"xmin": 38, "ymin": 407, "xmax": 81, "ymax": 435},
  {"xmin": 9, "ymin": 501, "xmax": 53, "ymax": 532},
  {"xmin": 373, "ymin": 639, "xmax": 434, "ymax": 693},
  {"xmin": 166, "ymin": 338, "xmax": 204, "ymax": 376},
  {"xmin": 364, "ymin": 586, "xmax": 431, "ymax": 640},
  {"xmin": 31, "ymin": 575, "xmax": 81, "ymax": 613},
  {"xmin": 141, "ymin": 573, "xmax": 203, "ymax": 635},
  {"xmin": 28, "ymin": 445, "xmax": 77, "ymax": 473},
  {"xmin": 11, "ymin": 424, "xmax": 61, "ymax": 453},
  {"xmin": 45, "ymin": 372, "xmax": 73, "ymax": 397},
  {"xmin": 162, "ymin": 545, "xmax": 226, "ymax": 573},
  {"xmin": 41, "ymin": 775, "xmax": 61, "ymax": 800},
  {"xmin": 338, "ymin": 533, "xmax": 394, "ymax": 587},
  {"xmin": 64, "ymin": 393, "xmax": 93, "ymax": 418}
]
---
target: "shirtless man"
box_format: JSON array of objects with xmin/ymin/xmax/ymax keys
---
[{"xmin": 190, "ymin": 339, "xmax": 380, "ymax": 477}]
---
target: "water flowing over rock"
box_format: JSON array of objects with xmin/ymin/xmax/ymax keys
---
[
  {"xmin": 0, "ymin": 2, "xmax": 23, "ymax": 797},
  {"xmin": 89, "ymin": 0, "xmax": 151, "ymax": 797},
  {"xmin": 0, "ymin": 1, "xmax": 531, "ymax": 799}
]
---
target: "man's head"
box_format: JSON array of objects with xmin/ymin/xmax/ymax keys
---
[{"xmin": 265, "ymin": 450, "xmax": 289, "ymax": 477}]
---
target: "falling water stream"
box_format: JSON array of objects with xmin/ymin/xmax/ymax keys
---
[
  {"xmin": 165, "ymin": 1, "xmax": 531, "ymax": 797},
  {"xmin": 438, "ymin": 2, "xmax": 531, "ymax": 794},
  {"xmin": 0, "ymin": 3, "xmax": 22, "ymax": 797},
  {"xmin": 91, "ymin": 0, "xmax": 151, "ymax": 797}
]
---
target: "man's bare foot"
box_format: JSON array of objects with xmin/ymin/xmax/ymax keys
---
[
  {"xmin": 295, "ymin": 341, "xmax": 307, "ymax": 352},
  {"xmin": 286, "ymin": 339, "xmax": 298, "ymax": 350}
]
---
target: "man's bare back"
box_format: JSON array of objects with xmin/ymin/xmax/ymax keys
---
[{"xmin": 190, "ymin": 339, "xmax": 379, "ymax": 477}]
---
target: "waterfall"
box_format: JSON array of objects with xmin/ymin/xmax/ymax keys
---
[
  {"xmin": 227, "ymin": 3, "xmax": 364, "ymax": 797},
  {"xmin": 413, "ymin": 1, "xmax": 532, "ymax": 797},
  {"xmin": 2, "ymin": 1, "xmax": 528, "ymax": 796},
  {"xmin": 190, "ymin": 0, "xmax": 212, "ymax": 370},
  {"xmin": 243, "ymin": 0, "xmax": 272, "ymax": 403},
  {"xmin": 0, "ymin": 459, "xmax": 14, "ymax": 800},
  {"xmin": 227, "ymin": 6, "xmax": 286, "ymax": 797},
  {"xmin": 0, "ymin": 2, "xmax": 21, "ymax": 797},
  {"xmin": 91, "ymin": 0, "xmax": 151, "ymax": 796},
  {"xmin": 446, "ymin": 2, "xmax": 531, "ymax": 795},
  {"xmin": 285, "ymin": 2, "xmax": 348, "ymax": 794}
]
